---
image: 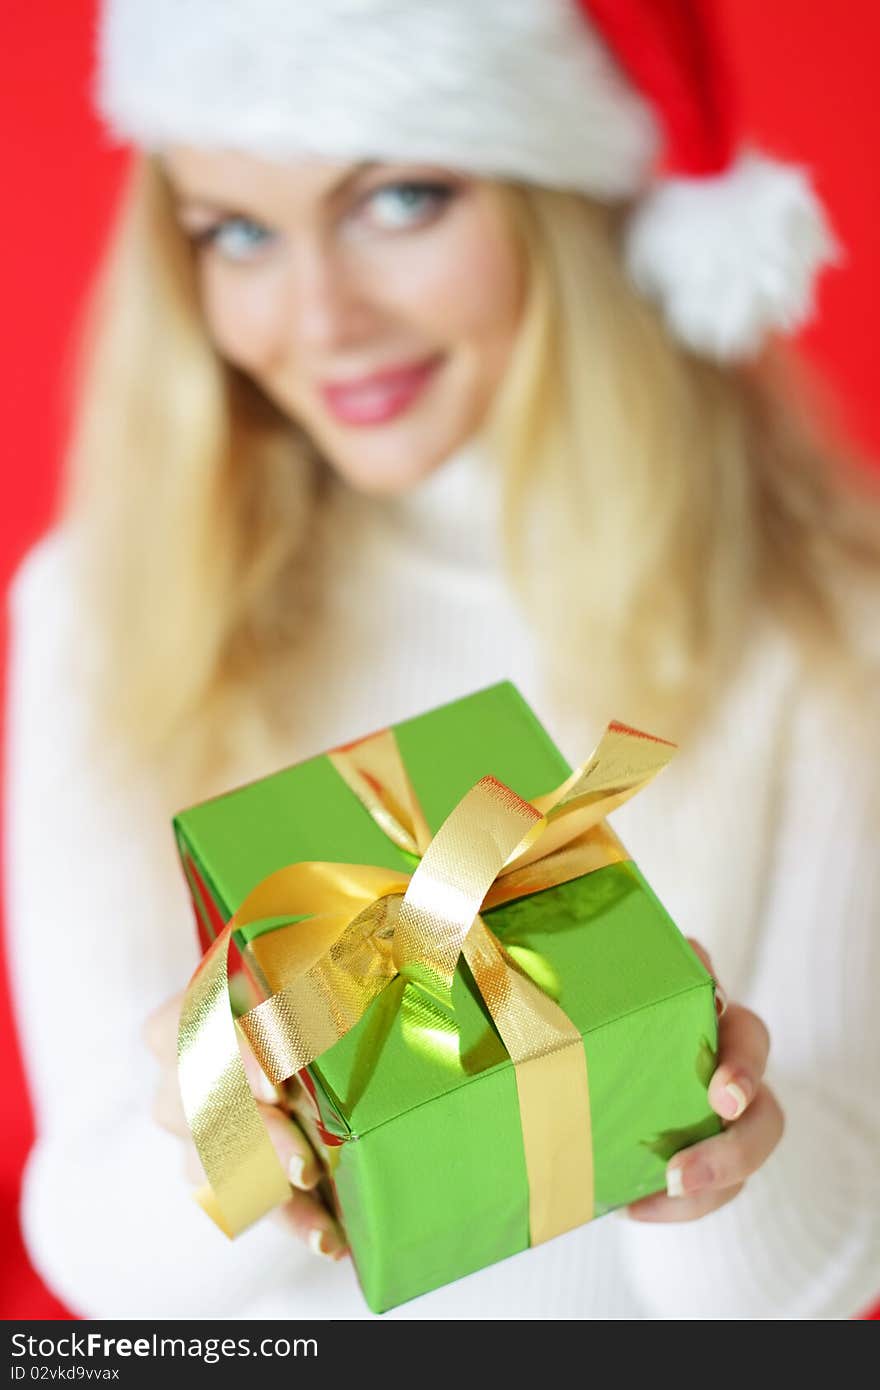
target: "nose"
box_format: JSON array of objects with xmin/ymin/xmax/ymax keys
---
[{"xmin": 285, "ymin": 237, "xmax": 377, "ymax": 357}]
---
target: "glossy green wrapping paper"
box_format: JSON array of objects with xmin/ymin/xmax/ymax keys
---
[{"xmin": 173, "ymin": 680, "xmax": 721, "ymax": 1313}]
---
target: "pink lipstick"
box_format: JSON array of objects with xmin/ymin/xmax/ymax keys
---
[{"xmin": 319, "ymin": 353, "xmax": 444, "ymax": 426}]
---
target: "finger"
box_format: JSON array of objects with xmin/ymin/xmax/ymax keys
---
[
  {"xmin": 180, "ymin": 1141, "xmax": 347, "ymax": 1263},
  {"xmin": 150, "ymin": 1034, "xmax": 279, "ymax": 1137},
  {"xmin": 164, "ymin": 1062, "xmax": 322, "ymax": 1191},
  {"xmin": 709, "ymin": 1003, "xmax": 772, "ymax": 1120},
  {"xmin": 149, "ymin": 995, "xmax": 284, "ymax": 1123},
  {"xmin": 282, "ymin": 1072, "xmax": 314, "ymax": 1113},
  {"xmin": 143, "ymin": 990, "xmax": 186, "ymax": 1063},
  {"xmin": 183, "ymin": 1140, "xmax": 206, "ymax": 1186},
  {"xmin": 623, "ymin": 1181, "xmax": 745, "ymax": 1223},
  {"xmin": 685, "ymin": 937, "xmax": 728, "ymax": 1018},
  {"xmin": 179, "ymin": 1107, "xmax": 324, "ymax": 1201},
  {"xmin": 181, "ymin": 1105, "xmax": 326, "ymax": 1210},
  {"xmin": 284, "ymin": 1085, "xmax": 331, "ymax": 1155},
  {"xmin": 152, "ymin": 1067, "xmax": 189, "ymax": 1137},
  {"xmin": 258, "ymin": 1104, "xmax": 323, "ymax": 1191},
  {"xmin": 153, "ymin": 1033, "xmax": 321, "ymax": 1187},
  {"xmin": 663, "ymin": 1083, "xmax": 784, "ymax": 1201},
  {"xmin": 272, "ymin": 1189, "xmax": 350, "ymax": 1260},
  {"xmin": 144, "ymin": 986, "xmax": 278, "ymax": 1095},
  {"xmin": 234, "ymin": 1019, "xmax": 284, "ymax": 1106},
  {"xmin": 284, "ymin": 1085, "xmax": 314, "ymax": 1123}
]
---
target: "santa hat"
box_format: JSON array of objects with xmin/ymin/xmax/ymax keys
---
[{"xmin": 93, "ymin": 0, "xmax": 840, "ymax": 360}]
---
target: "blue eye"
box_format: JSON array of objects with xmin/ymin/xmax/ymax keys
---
[
  {"xmin": 196, "ymin": 216, "xmax": 275, "ymax": 262},
  {"xmin": 364, "ymin": 181, "xmax": 453, "ymax": 230}
]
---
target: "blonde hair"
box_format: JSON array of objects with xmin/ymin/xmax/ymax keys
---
[
  {"xmin": 61, "ymin": 152, "xmax": 880, "ymax": 806},
  {"xmin": 486, "ymin": 183, "xmax": 880, "ymax": 739}
]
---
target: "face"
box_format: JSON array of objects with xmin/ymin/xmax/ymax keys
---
[{"xmin": 161, "ymin": 145, "xmax": 525, "ymax": 494}]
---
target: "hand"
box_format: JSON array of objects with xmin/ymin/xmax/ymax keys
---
[
  {"xmin": 623, "ymin": 937, "xmax": 785, "ymax": 1222},
  {"xmin": 144, "ymin": 986, "xmax": 349, "ymax": 1260}
]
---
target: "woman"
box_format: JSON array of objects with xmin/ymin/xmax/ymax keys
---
[{"xmin": 6, "ymin": 0, "xmax": 880, "ymax": 1319}]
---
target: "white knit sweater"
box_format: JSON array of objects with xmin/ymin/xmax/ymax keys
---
[{"xmin": 5, "ymin": 437, "xmax": 880, "ymax": 1320}]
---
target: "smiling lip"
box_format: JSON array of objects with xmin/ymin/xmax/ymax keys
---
[{"xmin": 318, "ymin": 354, "xmax": 444, "ymax": 426}]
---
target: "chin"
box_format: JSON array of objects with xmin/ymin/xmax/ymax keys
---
[{"xmin": 316, "ymin": 420, "xmax": 470, "ymax": 497}]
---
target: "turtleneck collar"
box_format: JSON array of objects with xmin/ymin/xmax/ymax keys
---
[{"xmin": 325, "ymin": 431, "xmax": 506, "ymax": 577}]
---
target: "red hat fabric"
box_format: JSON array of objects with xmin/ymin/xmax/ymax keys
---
[{"xmin": 94, "ymin": 0, "xmax": 840, "ymax": 360}]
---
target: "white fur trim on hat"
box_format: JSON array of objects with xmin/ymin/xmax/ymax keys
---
[
  {"xmin": 94, "ymin": 0, "xmax": 659, "ymax": 198},
  {"xmin": 94, "ymin": 1, "xmax": 841, "ymax": 361},
  {"xmin": 623, "ymin": 150, "xmax": 843, "ymax": 360}
]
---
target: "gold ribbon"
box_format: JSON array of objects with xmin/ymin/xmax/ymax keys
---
[{"xmin": 177, "ymin": 719, "xmax": 675, "ymax": 1244}]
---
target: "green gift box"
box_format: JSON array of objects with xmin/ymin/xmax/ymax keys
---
[{"xmin": 173, "ymin": 680, "xmax": 721, "ymax": 1313}]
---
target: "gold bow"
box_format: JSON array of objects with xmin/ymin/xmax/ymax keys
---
[{"xmin": 177, "ymin": 719, "xmax": 675, "ymax": 1245}]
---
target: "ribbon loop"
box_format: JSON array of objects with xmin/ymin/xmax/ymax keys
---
[
  {"xmin": 393, "ymin": 775, "xmax": 544, "ymax": 1006},
  {"xmin": 238, "ymin": 893, "xmax": 403, "ymax": 1084}
]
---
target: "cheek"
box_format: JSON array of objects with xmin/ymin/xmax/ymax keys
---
[
  {"xmin": 198, "ymin": 262, "xmax": 284, "ymax": 373},
  {"xmin": 380, "ymin": 207, "xmax": 524, "ymax": 352}
]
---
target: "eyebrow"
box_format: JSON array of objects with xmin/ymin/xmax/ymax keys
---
[{"xmin": 169, "ymin": 159, "xmax": 381, "ymax": 215}]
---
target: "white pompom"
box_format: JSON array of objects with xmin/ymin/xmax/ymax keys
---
[{"xmin": 623, "ymin": 149, "xmax": 843, "ymax": 360}]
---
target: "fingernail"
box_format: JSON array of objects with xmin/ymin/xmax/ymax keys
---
[
  {"xmin": 308, "ymin": 1226, "xmax": 344, "ymax": 1260},
  {"xmin": 720, "ymin": 1079, "xmax": 748, "ymax": 1119},
  {"xmin": 666, "ymin": 1165, "xmax": 685, "ymax": 1198},
  {"xmin": 667, "ymin": 1155, "xmax": 713, "ymax": 1196},
  {"xmin": 288, "ymin": 1153, "xmax": 318, "ymax": 1190},
  {"xmin": 714, "ymin": 984, "xmax": 728, "ymax": 1019},
  {"xmin": 254, "ymin": 1070, "xmax": 281, "ymax": 1105}
]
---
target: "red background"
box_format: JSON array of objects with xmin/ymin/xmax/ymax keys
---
[{"xmin": 2, "ymin": 1, "xmax": 878, "ymax": 1319}]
